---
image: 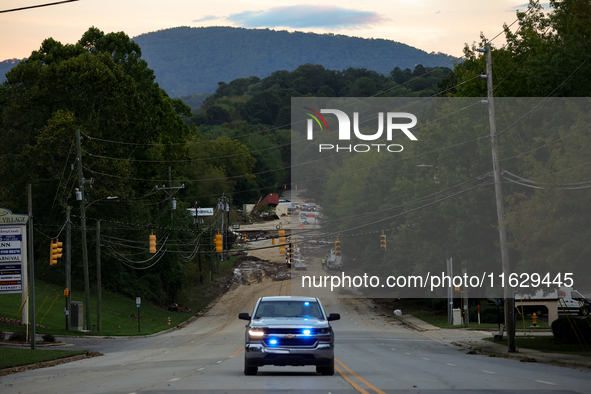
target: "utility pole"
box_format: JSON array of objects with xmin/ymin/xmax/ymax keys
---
[
  {"xmin": 96, "ymin": 219, "xmax": 101, "ymax": 331},
  {"xmin": 76, "ymin": 129, "xmax": 91, "ymax": 331},
  {"xmin": 217, "ymin": 194, "xmax": 229, "ymax": 261},
  {"xmin": 27, "ymin": 184, "xmax": 36, "ymax": 350},
  {"xmin": 154, "ymin": 166, "xmax": 184, "ymax": 221},
  {"xmin": 482, "ymin": 44, "xmax": 515, "ymax": 352},
  {"xmin": 65, "ymin": 206, "xmax": 71, "ymax": 331}
]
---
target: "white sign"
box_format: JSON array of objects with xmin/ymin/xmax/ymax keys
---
[
  {"xmin": 136, "ymin": 297, "xmax": 141, "ymax": 305},
  {"xmin": 197, "ymin": 208, "xmax": 214, "ymax": 216}
]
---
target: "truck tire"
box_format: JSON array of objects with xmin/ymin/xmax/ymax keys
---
[
  {"xmin": 244, "ymin": 356, "xmax": 258, "ymax": 375},
  {"xmin": 317, "ymin": 358, "xmax": 334, "ymax": 375}
]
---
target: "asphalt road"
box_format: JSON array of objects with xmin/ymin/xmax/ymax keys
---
[{"xmin": 2, "ymin": 265, "xmax": 590, "ymax": 393}]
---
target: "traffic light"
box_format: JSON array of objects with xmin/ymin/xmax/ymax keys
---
[
  {"xmin": 335, "ymin": 235, "xmax": 341, "ymax": 256},
  {"xmin": 279, "ymin": 228, "xmax": 286, "ymax": 255},
  {"xmin": 288, "ymin": 243, "xmax": 293, "ymax": 263},
  {"xmin": 215, "ymin": 233, "xmax": 223, "ymax": 253},
  {"xmin": 149, "ymin": 231, "xmax": 157, "ymax": 253},
  {"xmin": 380, "ymin": 231, "xmax": 386, "ymax": 250},
  {"xmin": 243, "ymin": 234, "xmax": 247, "ymax": 242},
  {"xmin": 50, "ymin": 239, "xmax": 63, "ymax": 265}
]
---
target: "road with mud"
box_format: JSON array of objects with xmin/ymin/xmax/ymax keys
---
[{"xmin": 2, "ymin": 246, "xmax": 590, "ymax": 393}]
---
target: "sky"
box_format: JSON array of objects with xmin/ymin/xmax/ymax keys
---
[{"xmin": 0, "ymin": 0, "xmax": 547, "ymax": 61}]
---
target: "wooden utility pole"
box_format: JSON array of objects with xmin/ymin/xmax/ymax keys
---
[
  {"xmin": 27, "ymin": 184, "xmax": 36, "ymax": 350},
  {"xmin": 96, "ymin": 219, "xmax": 101, "ymax": 331},
  {"xmin": 483, "ymin": 44, "xmax": 516, "ymax": 352},
  {"xmin": 76, "ymin": 129, "xmax": 91, "ymax": 331},
  {"xmin": 65, "ymin": 206, "xmax": 71, "ymax": 331}
]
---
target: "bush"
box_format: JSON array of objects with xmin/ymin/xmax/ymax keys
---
[
  {"xmin": 469, "ymin": 305, "xmax": 504, "ymax": 324},
  {"xmin": 42, "ymin": 333, "xmax": 56, "ymax": 343},
  {"xmin": 9, "ymin": 331, "xmax": 27, "ymax": 341},
  {"xmin": 422, "ymin": 298, "xmax": 447, "ymax": 311},
  {"xmin": 552, "ymin": 317, "xmax": 591, "ymax": 343}
]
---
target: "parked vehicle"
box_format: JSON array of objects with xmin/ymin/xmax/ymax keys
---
[
  {"xmin": 293, "ymin": 258, "xmax": 307, "ymax": 271},
  {"xmin": 325, "ymin": 249, "xmax": 342, "ymax": 270},
  {"xmin": 515, "ymin": 286, "xmax": 591, "ymax": 317},
  {"xmin": 239, "ymin": 296, "xmax": 340, "ymax": 375},
  {"xmin": 299, "ymin": 212, "xmax": 321, "ymax": 225}
]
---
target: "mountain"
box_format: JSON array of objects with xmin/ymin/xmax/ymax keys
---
[
  {"xmin": 132, "ymin": 26, "xmax": 456, "ymax": 97},
  {"xmin": 1, "ymin": 27, "xmax": 457, "ymax": 98}
]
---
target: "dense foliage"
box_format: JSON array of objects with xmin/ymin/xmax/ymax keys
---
[
  {"xmin": 132, "ymin": 26, "xmax": 455, "ymax": 97},
  {"xmin": 311, "ymin": 0, "xmax": 591, "ymax": 291}
]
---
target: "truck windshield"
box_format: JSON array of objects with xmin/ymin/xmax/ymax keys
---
[{"xmin": 254, "ymin": 301, "xmax": 324, "ymax": 319}]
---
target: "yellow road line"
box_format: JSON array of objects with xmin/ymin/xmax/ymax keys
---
[
  {"xmin": 335, "ymin": 358, "xmax": 386, "ymax": 394},
  {"xmin": 335, "ymin": 364, "xmax": 371, "ymax": 394},
  {"xmin": 226, "ymin": 347, "xmax": 245, "ymax": 357}
]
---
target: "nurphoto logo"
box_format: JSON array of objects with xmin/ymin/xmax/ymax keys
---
[{"xmin": 303, "ymin": 108, "xmax": 418, "ymax": 153}]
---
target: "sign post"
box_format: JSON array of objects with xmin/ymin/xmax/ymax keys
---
[{"xmin": 136, "ymin": 297, "xmax": 141, "ymax": 333}]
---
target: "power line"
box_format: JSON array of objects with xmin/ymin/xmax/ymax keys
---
[{"xmin": 0, "ymin": 0, "xmax": 79, "ymax": 13}]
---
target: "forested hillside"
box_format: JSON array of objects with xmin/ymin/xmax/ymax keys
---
[
  {"xmin": 0, "ymin": 25, "xmax": 452, "ymax": 306},
  {"xmin": 302, "ymin": 0, "xmax": 591, "ymax": 291},
  {"xmin": 132, "ymin": 26, "xmax": 455, "ymax": 97}
]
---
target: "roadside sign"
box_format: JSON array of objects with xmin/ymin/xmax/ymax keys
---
[
  {"xmin": 136, "ymin": 297, "xmax": 141, "ymax": 305},
  {"xmin": 0, "ymin": 226, "xmax": 25, "ymax": 294},
  {"xmin": 197, "ymin": 208, "xmax": 214, "ymax": 216}
]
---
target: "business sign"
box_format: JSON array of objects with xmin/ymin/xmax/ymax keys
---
[
  {"xmin": 0, "ymin": 208, "xmax": 29, "ymax": 225},
  {"xmin": 186, "ymin": 208, "xmax": 215, "ymax": 217},
  {"xmin": 197, "ymin": 208, "xmax": 214, "ymax": 216},
  {"xmin": 0, "ymin": 263, "xmax": 22, "ymax": 292}
]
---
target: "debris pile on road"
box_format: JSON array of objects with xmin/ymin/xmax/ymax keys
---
[{"xmin": 232, "ymin": 256, "xmax": 290, "ymax": 285}]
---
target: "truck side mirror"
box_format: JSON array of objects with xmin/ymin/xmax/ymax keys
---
[
  {"xmin": 327, "ymin": 313, "xmax": 340, "ymax": 321},
  {"xmin": 238, "ymin": 312, "xmax": 251, "ymax": 321}
]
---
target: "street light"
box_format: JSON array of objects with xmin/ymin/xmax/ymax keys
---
[{"xmin": 85, "ymin": 196, "xmax": 119, "ymax": 209}]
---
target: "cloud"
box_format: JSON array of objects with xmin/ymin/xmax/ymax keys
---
[
  {"xmin": 193, "ymin": 15, "xmax": 219, "ymax": 23},
  {"xmin": 510, "ymin": 3, "xmax": 550, "ymax": 11},
  {"xmin": 228, "ymin": 5, "xmax": 384, "ymax": 29}
]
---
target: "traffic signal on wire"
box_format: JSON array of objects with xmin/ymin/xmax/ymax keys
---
[
  {"xmin": 380, "ymin": 231, "xmax": 386, "ymax": 250},
  {"xmin": 215, "ymin": 233, "xmax": 223, "ymax": 253},
  {"xmin": 335, "ymin": 235, "xmax": 341, "ymax": 256},
  {"xmin": 50, "ymin": 239, "xmax": 63, "ymax": 265},
  {"xmin": 149, "ymin": 231, "xmax": 157, "ymax": 253},
  {"xmin": 279, "ymin": 228, "xmax": 286, "ymax": 255}
]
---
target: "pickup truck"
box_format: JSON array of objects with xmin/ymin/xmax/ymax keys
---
[{"xmin": 238, "ymin": 296, "xmax": 340, "ymax": 375}]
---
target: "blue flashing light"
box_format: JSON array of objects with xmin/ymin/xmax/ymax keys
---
[
  {"xmin": 304, "ymin": 302, "xmax": 310, "ymax": 306},
  {"xmin": 269, "ymin": 338, "xmax": 278, "ymax": 346},
  {"xmin": 303, "ymin": 329, "xmax": 311, "ymax": 336}
]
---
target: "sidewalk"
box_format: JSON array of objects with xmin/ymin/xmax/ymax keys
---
[{"xmin": 394, "ymin": 314, "xmax": 591, "ymax": 370}]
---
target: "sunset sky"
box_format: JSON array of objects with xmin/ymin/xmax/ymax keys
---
[{"xmin": 0, "ymin": 1, "xmax": 548, "ymax": 61}]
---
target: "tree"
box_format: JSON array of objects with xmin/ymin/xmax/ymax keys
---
[{"xmin": 0, "ymin": 27, "xmax": 191, "ymax": 303}]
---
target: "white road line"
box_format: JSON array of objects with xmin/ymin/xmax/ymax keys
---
[
  {"xmin": 535, "ymin": 380, "xmax": 557, "ymax": 386},
  {"xmin": 447, "ymin": 363, "xmax": 456, "ymax": 366},
  {"xmin": 482, "ymin": 370, "xmax": 495, "ymax": 374},
  {"xmin": 391, "ymin": 348, "xmax": 396, "ymax": 351},
  {"xmin": 405, "ymin": 352, "xmax": 411, "ymax": 355},
  {"xmin": 422, "ymin": 358, "xmax": 430, "ymax": 360},
  {"xmin": 168, "ymin": 378, "xmax": 180, "ymax": 382},
  {"xmin": 217, "ymin": 361, "xmax": 222, "ymax": 364},
  {"xmin": 197, "ymin": 368, "xmax": 204, "ymax": 371}
]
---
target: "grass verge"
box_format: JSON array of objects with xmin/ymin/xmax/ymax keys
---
[
  {"xmin": 0, "ymin": 348, "xmax": 88, "ymax": 369},
  {"xmin": 0, "ymin": 256, "xmax": 239, "ymax": 337}
]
